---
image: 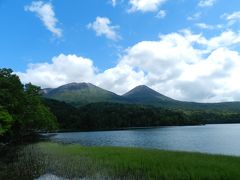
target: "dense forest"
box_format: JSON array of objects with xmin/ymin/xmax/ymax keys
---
[
  {"xmin": 44, "ymin": 99, "xmax": 203, "ymax": 131},
  {"xmin": 0, "ymin": 68, "xmax": 57, "ymax": 142},
  {"xmin": 185, "ymin": 110, "xmax": 240, "ymax": 124},
  {"xmin": 44, "ymin": 99, "xmax": 240, "ymax": 131}
]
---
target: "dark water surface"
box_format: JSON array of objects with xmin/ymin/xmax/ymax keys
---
[{"xmin": 50, "ymin": 124, "xmax": 240, "ymax": 156}]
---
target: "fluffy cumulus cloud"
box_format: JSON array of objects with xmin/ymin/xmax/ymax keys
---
[
  {"xmin": 87, "ymin": 17, "xmax": 120, "ymax": 41},
  {"xmin": 18, "ymin": 30, "xmax": 240, "ymax": 102},
  {"xmin": 206, "ymin": 31, "xmax": 240, "ymax": 50},
  {"xmin": 96, "ymin": 64, "xmax": 146, "ymax": 94},
  {"xmin": 25, "ymin": 1, "xmax": 62, "ymax": 37},
  {"xmin": 17, "ymin": 54, "xmax": 96, "ymax": 88},
  {"xmin": 198, "ymin": 0, "xmax": 216, "ymax": 7},
  {"xmin": 128, "ymin": 0, "xmax": 167, "ymax": 12}
]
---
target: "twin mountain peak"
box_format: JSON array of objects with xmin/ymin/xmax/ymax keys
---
[
  {"xmin": 42, "ymin": 83, "xmax": 171, "ymax": 105},
  {"xmin": 42, "ymin": 82, "xmax": 240, "ymax": 111}
]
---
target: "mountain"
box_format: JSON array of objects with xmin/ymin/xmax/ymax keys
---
[
  {"xmin": 42, "ymin": 83, "xmax": 240, "ymax": 131},
  {"xmin": 123, "ymin": 85, "xmax": 240, "ymax": 112},
  {"xmin": 42, "ymin": 82, "xmax": 240, "ymax": 112},
  {"xmin": 123, "ymin": 85, "xmax": 174, "ymax": 104},
  {"xmin": 122, "ymin": 85, "xmax": 190, "ymax": 108},
  {"xmin": 42, "ymin": 82, "xmax": 124, "ymax": 107},
  {"xmin": 40, "ymin": 88, "xmax": 53, "ymax": 94}
]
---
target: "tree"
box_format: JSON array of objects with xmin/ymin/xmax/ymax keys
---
[
  {"xmin": 0, "ymin": 107, "xmax": 13, "ymax": 136},
  {"xmin": 24, "ymin": 83, "xmax": 58, "ymax": 131},
  {"xmin": 0, "ymin": 68, "xmax": 58, "ymax": 141}
]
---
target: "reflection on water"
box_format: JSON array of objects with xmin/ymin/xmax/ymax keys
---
[
  {"xmin": 50, "ymin": 124, "xmax": 240, "ymax": 156},
  {"xmin": 36, "ymin": 174, "xmax": 67, "ymax": 180},
  {"xmin": 36, "ymin": 174, "xmax": 101, "ymax": 180}
]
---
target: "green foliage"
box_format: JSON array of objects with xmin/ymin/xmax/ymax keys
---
[
  {"xmin": 23, "ymin": 83, "xmax": 58, "ymax": 131},
  {"xmin": 44, "ymin": 99, "xmax": 202, "ymax": 131},
  {"xmin": 44, "ymin": 98, "xmax": 240, "ymax": 131},
  {"xmin": 0, "ymin": 68, "xmax": 58, "ymax": 141},
  {"xmin": 2, "ymin": 142, "xmax": 240, "ymax": 179},
  {"xmin": 183, "ymin": 110, "xmax": 240, "ymax": 124},
  {"xmin": 0, "ymin": 69, "xmax": 25, "ymax": 115},
  {"xmin": 0, "ymin": 107, "xmax": 13, "ymax": 135}
]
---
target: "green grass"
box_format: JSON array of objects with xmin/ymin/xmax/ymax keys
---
[{"xmin": 1, "ymin": 142, "xmax": 240, "ymax": 179}]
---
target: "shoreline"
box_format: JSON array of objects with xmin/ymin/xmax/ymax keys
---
[
  {"xmin": 41, "ymin": 122, "xmax": 240, "ymax": 134},
  {"xmin": 41, "ymin": 124, "xmax": 206, "ymax": 134}
]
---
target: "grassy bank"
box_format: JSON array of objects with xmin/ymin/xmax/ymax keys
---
[{"xmin": 1, "ymin": 142, "xmax": 240, "ymax": 179}]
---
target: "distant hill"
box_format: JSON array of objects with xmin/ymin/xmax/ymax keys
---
[
  {"xmin": 42, "ymin": 82, "xmax": 240, "ymax": 112},
  {"xmin": 42, "ymin": 82, "xmax": 124, "ymax": 107},
  {"xmin": 123, "ymin": 85, "xmax": 174, "ymax": 103},
  {"xmin": 123, "ymin": 85, "xmax": 240, "ymax": 112}
]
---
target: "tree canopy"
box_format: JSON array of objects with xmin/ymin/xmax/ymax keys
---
[{"xmin": 0, "ymin": 68, "xmax": 57, "ymax": 141}]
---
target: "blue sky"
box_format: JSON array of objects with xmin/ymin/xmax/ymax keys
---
[{"xmin": 1, "ymin": 0, "xmax": 240, "ymax": 102}]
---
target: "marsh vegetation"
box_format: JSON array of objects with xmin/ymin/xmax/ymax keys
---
[{"xmin": 1, "ymin": 142, "xmax": 240, "ymax": 180}]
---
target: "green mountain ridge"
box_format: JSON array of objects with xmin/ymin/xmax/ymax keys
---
[
  {"xmin": 42, "ymin": 82, "xmax": 124, "ymax": 107},
  {"xmin": 42, "ymin": 82, "xmax": 240, "ymax": 112},
  {"xmin": 123, "ymin": 85, "xmax": 175, "ymax": 102}
]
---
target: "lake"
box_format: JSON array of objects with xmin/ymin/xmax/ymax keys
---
[
  {"xmin": 49, "ymin": 124, "xmax": 240, "ymax": 156},
  {"xmin": 1, "ymin": 124, "xmax": 240, "ymax": 179}
]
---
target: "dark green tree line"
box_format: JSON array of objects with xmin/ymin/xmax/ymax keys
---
[{"xmin": 44, "ymin": 99, "xmax": 203, "ymax": 131}]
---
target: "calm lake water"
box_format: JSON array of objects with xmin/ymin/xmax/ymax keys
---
[{"xmin": 50, "ymin": 124, "xmax": 240, "ymax": 156}]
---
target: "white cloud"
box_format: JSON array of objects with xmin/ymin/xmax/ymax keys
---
[
  {"xmin": 207, "ymin": 31, "xmax": 240, "ymax": 50},
  {"xmin": 111, "ymin": 0, "xmax": 117, "ymax": 7},
  {"xmin": 87, "ymin": 17, "xmax": 120, "ymax": 41},
  {"xmin": 195, "ymin": 23, "xmax": 223, "ymax": 30},
  {"xmin": 25, "ymin": 1, "xmax": 62, "ymax": 37},
  {"xmin": 17, "ymin": 54, "xmax": 96, "ymax": 88},
  {"xmin": 117, "ymin": 31, "xmax": 240, "ymax": 102},
  {"xmin": 128, "ymin": 0, "xmax": 167, "ymax": 12},
  {"xmin": 18, "ymin": 30, "xmax": 240, "ymax": 102},
  {"xmin": 96, "ymin": 64, "xmax": 146, "ymax": 94},
  {"xmin": 198, "ymin": 0, "xmax": 216, "ymax": 7},
  {"xmin": 195, "ymin": 23, "xmax": 214, "ymax": 29},
  {"xmin": 223, "ymin": 11, "xmax": 240, "ymax": 25},
  {"xmin": 187, "ymin": 12, "xmax": 202, "ymax": 21},
  {"xmin": 156, "ymin": 10, "xmax": 166, "ymax": 19}
]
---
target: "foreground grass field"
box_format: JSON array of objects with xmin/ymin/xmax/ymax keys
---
[{"xmin": 1, "ymin": 142, "xmax": 240, "ymax": 179}]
